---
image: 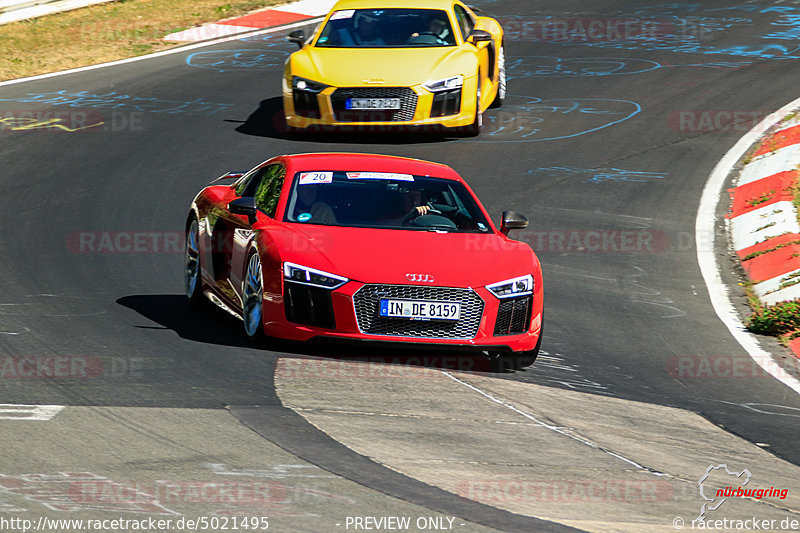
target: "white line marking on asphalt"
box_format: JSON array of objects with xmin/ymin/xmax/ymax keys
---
[
  {"xmin": 696, "ymin": 98, "xmax": 800, "ymax": 396},
  {"xmin": 0, "ymin": 404, "xmax": 64, "ymax": 420},
  {"xmin": 0, "ymin": 17, "xmax": 324, "ymax": 88},
  {"xmin": 441, "ymin": 371, "xmax": 665, "ymax": 475}
]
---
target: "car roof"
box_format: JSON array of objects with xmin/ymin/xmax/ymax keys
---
[
  {"xmin": 278, "ymin": 153, "xmax": 463, "ymax": 181},
  {"xmin": 330, "ymin": 0, "xmax": 462, "ymax": 11}
]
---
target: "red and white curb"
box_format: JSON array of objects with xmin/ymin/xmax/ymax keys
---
[
  {"xmin": 164, "ymin": 0, "xmax": 336, "ymax": 42},
  {"xmin": 729, "ymin": 116, "xmax": 800, "ymax": 309}
]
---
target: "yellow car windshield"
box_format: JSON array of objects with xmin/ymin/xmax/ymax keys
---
[{"xmin": 316, "ymin": 9, "xmax": 457, "ymax": 48}]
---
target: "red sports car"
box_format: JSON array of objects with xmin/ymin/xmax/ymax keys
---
[{"xmin": 184, "ymin": 153, "xmax": 543, "ymax": 368}]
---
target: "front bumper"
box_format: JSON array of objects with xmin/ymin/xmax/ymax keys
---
[
  {"xmin": 282, "ymin": 77, "xmax": 478, "ymax": 131},
  {"xmin": 262, "ymin": 281, "xmax": 543, "ymax": 353}
]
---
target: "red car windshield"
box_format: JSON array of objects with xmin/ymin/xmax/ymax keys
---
[
  {"xmin": 285, "ymin": 171, "xmax": 491, "ymax": 232},
  {"xmin": 316, "ymin": 9, "xmax": 457, "ymax": 48}
]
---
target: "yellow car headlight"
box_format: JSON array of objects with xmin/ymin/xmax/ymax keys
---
[
  {"xmin": 293, "ymin": 76, "xmax": 328, "ymax": 93},
  {"xmin": 424, "ymin": 75, "xmax": 464, "ymax": 92}
]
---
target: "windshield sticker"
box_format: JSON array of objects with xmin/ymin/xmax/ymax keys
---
[
  {"xmin": 346, "ymin": 172, "xmax": 414, "ymax": 181},
  {"xmin": 299, "ymin": 172, "xmax": 333, "ymax": 185},
  {"xmin": 477, "ymin": 223, "xmax": 488, "ymax": 231},
  {"xmin": 330, "ymin": 10, "xmax": 355, "ymax": 21},
  {"xmin": 297, "ymin": 213, "xmax": 313, "ymax": 222}
]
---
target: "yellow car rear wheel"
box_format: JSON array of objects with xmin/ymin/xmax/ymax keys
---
[{"xmin": 491, "ymin": 45, "xmax": 506, "ymax": 109}]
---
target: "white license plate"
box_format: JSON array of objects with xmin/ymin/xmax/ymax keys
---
[
  {"xmin": 379, "ymin": 299, "xmax": 461, "ymax": 321},
  {"xmin": 347, "ymin": 98, "xmax": 402, "ymax": 110}
]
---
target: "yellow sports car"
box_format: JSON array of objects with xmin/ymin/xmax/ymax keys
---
[{"xmin": 282, "ymin": 0, "xmax": 506, "ymax": 136}]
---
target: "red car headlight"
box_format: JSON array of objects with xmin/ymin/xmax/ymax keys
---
[
  {"xmin": 283, "ymin": 262, "xmax": 348, "ymax": 289},
  {"xmin": 486, "ymin": 275, "xmax": 534, "ymax": 299}
]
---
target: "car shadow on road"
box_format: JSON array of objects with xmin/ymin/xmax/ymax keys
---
[
  {"xmin": 117, "ymin": 294, "xmax": 518, "ymax": 374},
  {"xmin": 231, "ymin": 97, "xmax": 459, "ymax": 144}
]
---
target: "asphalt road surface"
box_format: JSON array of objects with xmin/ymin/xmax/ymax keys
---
[{"xmin": 2, "ymin": 1, "xmax": 800, "ymax": 531}]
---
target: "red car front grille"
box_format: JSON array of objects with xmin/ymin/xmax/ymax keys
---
[{"xmin": 353, "ymin": 284, "xmax": 484, "ymax": 339}]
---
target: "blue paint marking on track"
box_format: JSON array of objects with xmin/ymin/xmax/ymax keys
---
[
  {"xmin": 507, "ymin": 55, "xmax": 751, "ymax": 79},
  {"xmin": 186, "ymin": 49, "xmax": 289, "ymax": 72},
  {"xmin": 527, "ymin": 166, "xmax": 668, "ymax": 184},
  {"xmin": 463, "ymin": 95, "xmax": 642, "ymax": 143},
  {"xmin": 497, "ymin": 4, "xmax": 800, "ymax": 60},
  {"xmin": 0, "ymin": 90, "xmax": 234, "ymax": 116},
  {"xmin": 238, "ymin": 33, "xmax": 301, "ymax": 46}
]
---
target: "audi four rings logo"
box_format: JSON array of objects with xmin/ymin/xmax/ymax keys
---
[{"xmin": 406, "ymin": 273, "xmax": 435, "ymax": 283}]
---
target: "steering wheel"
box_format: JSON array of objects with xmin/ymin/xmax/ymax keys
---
[
  {"xmin": 408, "ymin": 32, "xmax": 445, "ymax": 44},
  {"xmin": 424, "ymin": 202, "xmax": 442, "ymax": 215},
  {"xmin": 401, "ymin": 203, "xmax": 445, "ymax": 226}
]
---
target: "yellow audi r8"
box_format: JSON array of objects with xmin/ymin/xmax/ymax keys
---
[{"xmin": 282, "ymin": 0, "xmax": 506, "ymax": 136}]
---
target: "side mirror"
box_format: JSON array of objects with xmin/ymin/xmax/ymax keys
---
[
  {"xmin": 500, "ymin": 210, "xmax": 528, "ymax": 236},
  {"xmin": 467, "ymin": 29, "xmax": 492, "ymax": 45},
  {"xmin": 229, "ymin": 197, "xmax": 258, "ymax": 224},
  {"xmin": 287, "ymin": 30, "xmax": 306, "ymax": 48}
]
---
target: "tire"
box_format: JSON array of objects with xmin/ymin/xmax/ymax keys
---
[
  {"xmin": 490, "ymin": 45, "xmax": 506, "ymax": 109},
  {"xmin": 282, "ymin": 108, "xmax": 301, "ymax": 136},
  {"xmin": 510, "ymin": 325, "xmax": 543, "ymax": 370},
  {"xmin": 242, "ymin": 251, "xmax": 265, "ymax": 341},
  {"xmin": 285, "ymin": 121, "xmax": 301, "ymax": 136},
  {"xmin": 458, "ymin": 79, "xmax": 483, "ymax": 137},
  {"xmin": 184, "ymin": 217, "xmax": 204, "ymax": 306}
]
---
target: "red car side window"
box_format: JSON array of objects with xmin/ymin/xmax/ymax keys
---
[{"xmin": 254, "ymin": 165, "xmax": 286, "ymax": 218}]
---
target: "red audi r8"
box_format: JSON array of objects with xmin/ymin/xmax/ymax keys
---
[{"xmin": 184, "ymin": 153, "xmax": 543, "ymax": 368}]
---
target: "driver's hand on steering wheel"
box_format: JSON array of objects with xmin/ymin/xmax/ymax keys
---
[{"xmin": 414, "ymin": 205, "xmax": 431, "ymax": 216}]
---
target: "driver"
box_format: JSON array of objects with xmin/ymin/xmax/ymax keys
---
[
  {"xmin": 403, "ymin": 189, "xmax": 431, "ymax": 217},
  {"xmin": 354, "ymin": 11, "xmax": 386, "ymax": 46},
  {"xmin": 381, "ymin": 189, "xmax": 430, "ymax": 226},
  {"xmin": 411, "ymin": 16, "xmax": 450, "ymax": 42},
  {"xmin": 295, "ymin": 184, "xmax": 337, "ymax": 225}
]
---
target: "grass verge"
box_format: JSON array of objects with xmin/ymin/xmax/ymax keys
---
[
  {"xmin": 747, "ymin": 299, "xmax": 800, "ymax": 342},
  {"xmin": 0, "ymin": 0, "xmax": 286, "ymax": 81}
]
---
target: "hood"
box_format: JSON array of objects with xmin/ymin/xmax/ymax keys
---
[
  {"xmin": 275, "ymin": 225, "xmax": 537, "ymax": 288},
  {"xmin": 291, "ymin": 46, "xmax": 472, "ymax": 88}
]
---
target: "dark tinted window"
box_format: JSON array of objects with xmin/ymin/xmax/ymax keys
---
[
  {"xmin": 234, "ymin": 167, "xmax": 266, "ymax": 197},
  {"xmin": 453, "ymin": 5, "xmax": 475, "ymax": 39},
  {"xmin": 253, "ymin": 164, "xmax": 286, "ymax": 217},
  {"xmin": 316, "ymin": 9, "xmax": 456, "ymax": 48},
  {"xmin": 284, "ymin": 171, "xmax": 491, "ymax": 233},
  {"xmin": 234, "ymin": 164, "xmax": 285, "ymax": 217}
]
